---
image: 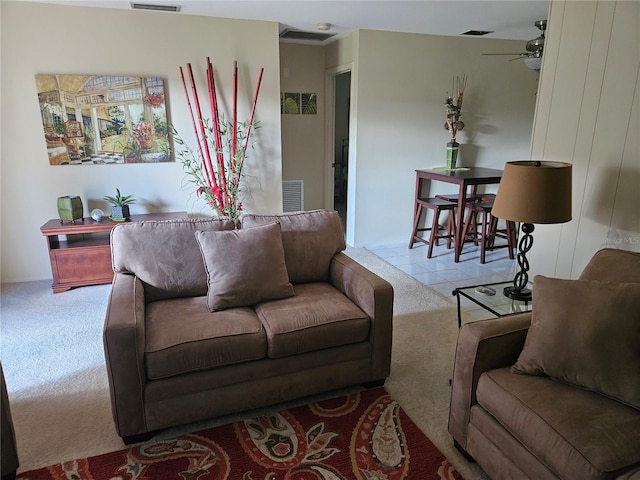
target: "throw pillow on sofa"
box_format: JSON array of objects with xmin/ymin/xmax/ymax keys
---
[
  {"xmin": 241, "ymin": 210, "xmax": 346, "ymax": 284},
  {"xmin": 511, "ymin": 275, "xmax": 640, "ymax": 410},
  {"xmin": 195, "ymin": 222, "xmax": 295, "ymax": 312},
  {"xmin": 111, "ymin": 218, "xmax": 237, "ymax": 302}
]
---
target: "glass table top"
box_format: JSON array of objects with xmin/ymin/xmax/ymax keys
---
[{"xmin": 455, "ymin": 281, "xmax": 534, "ymax": 317}]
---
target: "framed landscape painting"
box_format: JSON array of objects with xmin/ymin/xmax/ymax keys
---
[{"xmin": 35, "ymin": 74, "xmax": 171, "ymax": 165}]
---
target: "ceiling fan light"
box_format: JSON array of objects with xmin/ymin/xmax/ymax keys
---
[{"xmin": 524, "ymin": 57, "xmax": 542, "ymax": 71}]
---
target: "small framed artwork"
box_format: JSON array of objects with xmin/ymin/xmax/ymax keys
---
[
  {"xmin": 35, "ymin": 74, "xmax": 171, "ymax": 165},
  {"xmin": 283, "ymin": 92, "xmax": 301, "ymax": 114},
  {"xmin": 301, "ymin": 93, "xmax": 317, "ymax": 114}
]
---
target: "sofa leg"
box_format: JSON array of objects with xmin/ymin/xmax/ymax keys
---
[
  {"xmin": 453, "ymin": 439, "xmax": 476, "ymax": 463},
  {"xmin": 122, "ymin": 431, "xmax": 156, "ymax": 445},
  {"xmin": 363, "ymin": 379, "xmax": 386, "ymax": 389}
]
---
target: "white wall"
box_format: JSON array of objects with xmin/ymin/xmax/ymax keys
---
[
  {"xmin": 279, "ymin": 43, "xmax": 326, "ymax": 210},
  {"xmin": 530, "ymin": 0, "xmax": 640, "ymax": 279},
  {"xmin": 347, "ymin": 30, "xmax": 540, "ymax": 247},
  {"xmin": 0, "ymin": 1, "xmax": 283, "ymax": 282}
]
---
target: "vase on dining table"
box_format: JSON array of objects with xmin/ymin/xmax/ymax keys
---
[{"xmin": 446, "ymin": 141, "xmax": 459, "ymax": 170}]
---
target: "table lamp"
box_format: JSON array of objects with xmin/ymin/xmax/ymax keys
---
[{"xmin": 492, "ymin": 161, "xmax": 572, "ymax": 301}]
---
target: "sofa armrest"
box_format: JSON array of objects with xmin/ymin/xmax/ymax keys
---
[
  {"xmin": 103, "ymin": 273, "xmax": 148, "ymax": 438},
  {"xmin": 330, "ymin": 252, "xmax": 394, "ymax": 381},
  {"xmin": 1, "ymin": 364, "xmax": 19, "ymax": 477},
  {"xmin": 448, "ymin": 313, "xmax": 531, "ymax": 451}
]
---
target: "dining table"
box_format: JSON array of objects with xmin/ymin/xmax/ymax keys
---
[{"xmin": 413, "ymin": 167, "xmax": 504, "ymax": 262}]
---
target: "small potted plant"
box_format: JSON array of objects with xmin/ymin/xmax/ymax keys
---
[{"xmin": 103, "ymin": 188, "xmax": 135, "ymax": 221}]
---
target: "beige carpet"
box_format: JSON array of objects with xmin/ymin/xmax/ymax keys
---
[{"xmin": 0, "ymin": 247, "xmax": 486, "ymax": 479}]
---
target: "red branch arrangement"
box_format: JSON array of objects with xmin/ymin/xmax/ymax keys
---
[{"xmin": 175, "ymin": 59, "xmax": 264, "ymax": 220}]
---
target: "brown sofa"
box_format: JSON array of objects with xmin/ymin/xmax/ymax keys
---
[
  {"xmin": 449, "ymin": 248, "xmax": 640, "ymax": 479},
  {"xmin": 1, "ymin": 364, "xmax": 19, "ymax": 480},
  {"xmin": 104, "ymin": 210, "xmax": 393, "ymax": 444}
]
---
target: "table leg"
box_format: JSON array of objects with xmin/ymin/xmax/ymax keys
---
[
  {"xmin": 409, "ymin": 202, "xmax": 422, "ymax": 249},
  {"xmin": 409, "ymin": 173, "xmax": 422, "ymax": 249},
  {"xmin": 454, "ymin": 288, "xmax": 462, "ymax": 328},
  {"xmin": 454, "ymin": 185, "xmax": 481, "ymax": 262},
  {"xmin": 454, "ymin": 188, "xmax": 468, "ymax": 262}
]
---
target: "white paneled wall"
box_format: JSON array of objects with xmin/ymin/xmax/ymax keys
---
[{"xmin": 530, "ymin": 0, "xmax": 640, "ymax": 279}]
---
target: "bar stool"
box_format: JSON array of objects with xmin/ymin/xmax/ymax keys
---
[
  {"xmin": 409, "ymin": 197, "xmax": 457, "ymax": 258},
  {"xmin": 434, "ymin": 193, "xmax": 485, "ymax": 203},
  {"xmin": 435, "ymin": 193, "xmax": 488, "ymax": 248},
  {"xmin": 461, "ymin": 193, "xmax": 495, "ymax": 243},
  {"xmin": 480, "ymin": 193, "xmax": 496, "ymax": 202},
  {"xmin": 461, "ymin": 201, "xmax": 516, "ymax": 264}
]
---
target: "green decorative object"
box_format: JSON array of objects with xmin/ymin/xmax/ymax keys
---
[
  {"xmin": 446, "ymin": 142, "xmax": 460, "ymax": 170},
  {"xmin": 57, "ymin": 195, "xmax": 84, "ymax": 223}
]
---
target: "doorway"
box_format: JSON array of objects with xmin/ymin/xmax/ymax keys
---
[{"xmin": 333, "ymin": 71, "xmax": 351, "ymax": 227}]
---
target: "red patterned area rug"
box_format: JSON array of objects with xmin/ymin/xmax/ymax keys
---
[{"xmin": 18, "ymin": 387, "xmax": 462, "ymax": 479}]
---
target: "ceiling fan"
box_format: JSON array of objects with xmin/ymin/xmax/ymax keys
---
[{"xmin": 483, "ymin": 20, "xmax": 547, "ymax": 71}]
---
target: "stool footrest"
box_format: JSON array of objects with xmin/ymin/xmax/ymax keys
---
[
  {"xmin": 417, "ymin": 197, "xmax": 457, "ymax": 208},
  {"xmin": 435, "ymin": 193, "xmax": 485, "ymax": 203}
]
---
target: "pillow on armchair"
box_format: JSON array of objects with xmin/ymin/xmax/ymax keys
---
[
  {"xmin": 195, "ymin": 222, "xmax": 295, "ymax": 312},
  {"xmin": 512, "ymin": 275, "xmax": 640, "ymax": 410}
]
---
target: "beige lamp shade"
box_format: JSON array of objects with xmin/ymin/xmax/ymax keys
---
[{"xmin": 492, "ymin": 161, "xmax": 572, "ymax": 224}]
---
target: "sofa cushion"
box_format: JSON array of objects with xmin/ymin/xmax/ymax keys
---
[
  {"xmin": 467, "ymin": 407, "xmax": 560, "ymax": 480},
  {"xmin": 111, "ymin": 218, "xmax": 236, "ymax": 302},
  {"xmin": 255, "ymin": 282, "xmax": 370, "ymax": 358},
  {"xmin": 195, "ymin": 223, "xmax": 295, "ymax": 312},
  {"xmin": 477, "ymin": 367, "xmax": 640, "ymax": 479},
  {"xmin": 145, "ymin": 296, "xmax": 267, "ymax": 380},
  {"xmin": 512, "ymin": 275, "xmax": 640, "ymax": 410},
  {"xmin": 241, "ymin": 210, "xmax": 346, "ymax": 284}
]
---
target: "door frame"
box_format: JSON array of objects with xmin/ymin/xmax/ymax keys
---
[{"xmin": 324, "ymin": 62, "xmax": 355, "ymax": 243}]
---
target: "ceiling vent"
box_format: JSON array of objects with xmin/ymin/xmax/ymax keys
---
[
  {"xmin": 279, "ymin": 29, "xmax": 336, "ymax": 42},
  {"xmin": 130, "ymin": 3, "xmax": 181, "ymax": 12},
  {"xmin": 461, "ymin": 30, "xmax": 494, "ymax": 36}
]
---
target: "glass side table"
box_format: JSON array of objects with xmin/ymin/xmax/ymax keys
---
[{"xmin": 452, "ymin": 280, "xmax": 533, "ymax": 328}]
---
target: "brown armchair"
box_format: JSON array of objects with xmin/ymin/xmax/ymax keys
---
[
  {"xmin": 448, "ymin": 248, "xmax": 640, "ymax": 479},
  {"xmin": 1, "ymin": 364, "xmax": 19, "ymax": 480}
]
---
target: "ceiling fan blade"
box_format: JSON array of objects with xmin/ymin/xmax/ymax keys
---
[{"xmin": 481, "ymin": 20, "xmax": 546, "ymax": 69}]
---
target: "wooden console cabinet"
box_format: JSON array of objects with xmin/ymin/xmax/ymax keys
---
[{"xmin": 40, "ymin": 212, "xmax": 186, "ymax": 293}]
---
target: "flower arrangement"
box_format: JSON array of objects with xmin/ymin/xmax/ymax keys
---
[
  {"xmin": 174, "ymin": 59, "xmax": 263, "ymax": 222},
  {"xmin": 143, "ymin": 92, "xmax": 165, "ymax": 108},
  {"xmin": 132, "ymin": 121, "xmax": 154, "ymax": 149},
  {"xmin": 444, "ymin": 74, "xmax": 468, "ymax": 143}
]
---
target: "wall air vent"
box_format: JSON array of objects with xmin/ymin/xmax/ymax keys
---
[
  {"xmin": 283, "ymin": 180, "xmax": 304, "ymax": 212},
  {"xmin": 280, "ymin": 29, "xmax": 336, "ymax": 42},
  {"xmin": 130, "ymin": 3, "xmax": 181, "ymax": 12}
]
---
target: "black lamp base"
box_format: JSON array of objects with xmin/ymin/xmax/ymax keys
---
[{"xmin": 503, "ymin": 286, "xmax": 532, "ymax": 302}]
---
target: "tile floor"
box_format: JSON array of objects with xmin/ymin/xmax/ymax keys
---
[{"xmin": 368, "ymin": 240, "xmax": 519, "ymax": 322}]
